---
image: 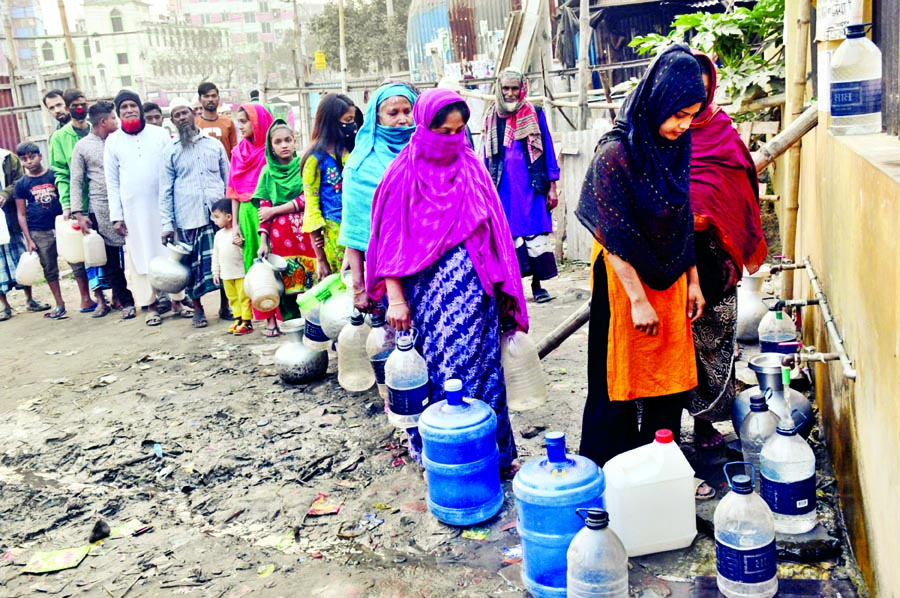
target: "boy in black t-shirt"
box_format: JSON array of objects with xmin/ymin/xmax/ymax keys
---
[{"xmin": 14, "ymin": 143, "xmax": 68, "ymax": 318}]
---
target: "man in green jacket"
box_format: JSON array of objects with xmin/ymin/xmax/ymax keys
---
[{"xmin": 47, "ymin": 88, "xmax": 95, "ymax": 311}]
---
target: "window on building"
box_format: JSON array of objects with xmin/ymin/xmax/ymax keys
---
[
  {"xmin": 95, "ymin": 40, "xmax": 101, "ymax": 52},
  {"xmin": 259, "ymin": 1, "xmax": 269, "ymax": 11},
  {"xmin": 83, "ymin": 39, "xmax": 92, "ymax": 58},
  {"xmin": 245, "ymin": 12, "xmax": 256, "ymax": 23},
  {"xmin": 118, "ymin": 52, "xmax": 129, "ymax": 65},
  {"xmin": 874, "ymin": 0, "xmax": 900, "ymax": 135},
  {"xmin": 41, "ymin": 42, "xmax": 54, "ymax": 62},
  {"xmin": 19, "ymin": 48, "xmax": 32, "ymax": 60},
  {"xmin": 264, "ymin": 42, "xmax": 274, "ymax": 53},
  {"xmin": 261, "ymin": 22, "xmax": 272, "ymax": 34},
  {"xmin": 202, "ymin": 14, "xmax": 209, "ymax": 24},
  {"xmin": 121, "ymin": 75, "xmax": 132, "ymax": 87},
  {"xmin": 247, "ymin": 32, "xmax": 259, "ymax": 43},
  {"xmin": 110, "ymin": 9, "xmax": 124, "ymax": 33}
]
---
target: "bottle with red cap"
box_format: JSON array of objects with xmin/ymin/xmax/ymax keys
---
[{"xmin": 601, "ymin": 429, "xmax": 697, "ymax": 557}]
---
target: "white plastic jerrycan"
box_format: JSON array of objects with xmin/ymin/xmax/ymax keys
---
[{"xmin": 602, "ymin": 429, "xmax": 697, "ymax": 557}]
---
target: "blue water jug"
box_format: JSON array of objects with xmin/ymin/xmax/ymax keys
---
[
  {"xmin": 419, "ymin": 379, "xmax": 503, "ymax": 526},
  {"xmin": 513, "ymin": 432, "xmax": 605, "ymax": 597}
]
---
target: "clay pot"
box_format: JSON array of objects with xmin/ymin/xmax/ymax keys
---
[{"xmin": 275, "ymin": 319, "xmax": 329, "ymax": 384}]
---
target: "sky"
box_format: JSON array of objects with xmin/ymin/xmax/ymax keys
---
[{"xmin": 39, "ymin": 0, "xmax": 168, "ymax": 35}]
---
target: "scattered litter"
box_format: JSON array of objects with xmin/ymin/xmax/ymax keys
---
[
  {"xmin": 401, "ymin": 501, "xmax": 427, "ymax": 513},
  {"xmin": 256, "ymin": 533, "xmax": 297, "ymax": 554},
  {"xmin": 223, "ymin": 510, "xmax": 245, "ymax": 524},
  {"xmin": 88, "ymin": 520, "xmax": 110, "ymax": 543},
  {"xmin": 109, "ymin": 520, "xmax": 144, "ymax": 539},
  {"xmin": 22, "ymin": 545, "xmax": 91, "ymax": 574},
  {"xmin": 257, "ymin": 367, "xmax": 278, "ymax": 377},
  {"xmin": 132, "ymin": 525, "xmax": 154, "ymax": 537},
  {"xmin": 337, "ymin": 514, "xmax": 384, "ymax": 538},
  {"xmin": 1, "ymin": 548, "xmax": 26, "ymax": 565},
  {"xmin": 93, "ymin": 375, "xmax": 118, "ymax": 387},
  {"xmin": 257, "ymin": 419, "xmax": 269, "ymax": 427},
  {"xmin": 45, "ymin": 350, "xmax": 61, "ymax": 355},
  {"xmin": 307, "ymin": 493, "xmax": 344, "ymax": 516},
  {"xmin": 462, "ymin": 527, "xmax": 491, "ymax": 540},
  {"xmin": 374, "ymin": 503, "xmax": 393, "ymax": 511},
  {"xmin": 501, "ymin": 520, "xmax": 517, "ymax": 532},
  {"xmin": 152, "ymin": 443, "xmax": 164, "ymax": 459},
  {"xmin": 257, "ymin": 564, "xmax": 276, "ymax": 578},
  {"xmin": 501, "ymin": 544, "xmax": 523, "ymax": 565},
  {"xmin": 520, "ymin": 425, "xmax": 548, "ymax": 439}
]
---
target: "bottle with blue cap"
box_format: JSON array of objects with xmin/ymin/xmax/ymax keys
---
[
  {"xmin": 337, "ymin": 310, "xmax": 375, "ymax": 392},
  {"xmin": 759, "ymin": 368, "xmax": 817, "ymax": 534},
  {"xmin": 513, "ymin": 432, "xmax": 605, "ymax": 597},
  {"xmin": 740, "ymin": 389, "xmax": 780, "ymax": 492},
  {"xmin": 715, "ymin": 461, "xmax": 778, "ymax": 598},
  {"xmin": 566, "ymin": 508, "xmax": 629, "ymax": 598},
  {"xmin": 831, "ymin": 23, "xmax": 882, "ymax": 136},
  {"xmin": 418, "ymin": 379, "xmax": 503, "ymax": 526},
  {"xmin": 384, "ymin": 331, "xmax": 431, "ymax": 428}
]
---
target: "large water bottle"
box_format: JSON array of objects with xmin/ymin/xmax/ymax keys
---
[
  {"xmin": 337, "ymin": 311, "xmax": 375, "ymax": 392},
  {"xmin": 384, "ymin": 332, "xmax": 431, "ymax": 428},
  {"xmin": 366, "ymin": 307, "xmax": 395, "ymax": 401},
  {"xmin": 715, "ymin": 462, "xmax": 778, "ymax": 598},
  {"xmin": 566, "ymin": 509, "xmax": 629, "ymax": 598},
  {"xmin": 757, "ymin": 309, "xmax": 797, "ymax": 354},
  {"xmin": 759, "ymin": 383, "xmax": 817, "ymax": 534},
  {"xmin": 740, "ymin": 390, "xmax": 781, "ymax": 492},
  {"xmin": 303, "ymin": 301, "xmax": 332, "ymax": 351},
  {"xmin": 500, "ymin": 319, "xmax": 548, "ymax": 411},
  {"xmin": 419, "ymin": 379, "xmax": 503, "ymax": 526},
  {"xmin": 513, "ymin": 432, "xmax": 605, "ymax": 597},
  {"xmin": 831, "ymin": 23, "xmax": 882, "ymax": 135}
]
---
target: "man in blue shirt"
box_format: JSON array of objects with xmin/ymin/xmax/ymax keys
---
[{"xmin": 159, "ymin": 99, "xmax": 229, "ymax": 329}]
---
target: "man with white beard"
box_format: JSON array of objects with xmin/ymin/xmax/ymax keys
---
[{"xmin": 105, "ymin": 90, "xmax": 188, "ymax": 327}]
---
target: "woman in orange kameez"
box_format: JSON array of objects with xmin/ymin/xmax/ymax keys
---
[{"xmin": 576, "ymin": 45, "xmax": 708, "ymax": 467}]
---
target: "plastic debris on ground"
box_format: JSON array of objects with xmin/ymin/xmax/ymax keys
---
[
  {"xmin": 22, "ymin": 545, "xmax": 91, "ymax": 574},
  {"xmin": 307, "ymin": 493, "xmax": 344, "ymax": 516}
]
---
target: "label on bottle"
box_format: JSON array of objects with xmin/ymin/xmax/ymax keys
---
[
  {"xmin": 388, "ymin": 381, "xmax": 431, "ymax": 415},
  {"xmin": 716, "ymin": 539, "xmax": 776, "ymax": 584},
  {"xmin": 831, "ymin": 79, "xmax": 882, "ymax": 117},
  {"xmin": 304, "ymin": 320, "xmax": 330, "ymax": 343},
  {"xmin": 370, "ymin": 354, "xmax": 390, "ymax": 385},
  {"xmin": 760, "ymin": 474, "xmax": 816, "ymax": 516}
]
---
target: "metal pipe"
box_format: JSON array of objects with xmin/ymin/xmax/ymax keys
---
[
  {"xmin": 772, "ymin": 298, "xmax": 820, "ymax": 311},
  {"xmin": 782, "ymin": 352, "xmax": 842, "ymax": 367},
  {"xmin": 769, "ymin": 262, "xmax": 807, "ymax": 276},
  {"xmin": 803, "ymin": 257, "xmax": 857, "ymax": 380}
]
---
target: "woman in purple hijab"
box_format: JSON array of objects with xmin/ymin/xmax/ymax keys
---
[{"xmin": 367, "ymin": 88, "xmax": 528, "ymax": 474}]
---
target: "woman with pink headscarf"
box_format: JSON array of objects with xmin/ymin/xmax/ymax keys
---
[
  {"xmin": 227, "ymin": 103, "xmax": 275, "ymax": 328},
  {"xmin": 366, "ymin": 88, "xmax": 528, "ymax": 475}
]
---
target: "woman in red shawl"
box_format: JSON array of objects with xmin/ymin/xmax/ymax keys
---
[{"xmin": 687, "ymin": 53, "xmax": 767, "ymax": 449}]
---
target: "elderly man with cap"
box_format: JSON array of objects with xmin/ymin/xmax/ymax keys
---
[
  {"xmin": 159, "ymin": 97, "xmax": 229, "ymax": 329},
  {"xmin": 105, "ymin": 90, "xmax": 188, "ymax": 326}
]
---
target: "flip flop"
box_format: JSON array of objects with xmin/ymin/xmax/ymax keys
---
[
  {"xmin": 533, "ymin": 289, "xmax": 554, "ymax": 304},
  {"xmin": 44, "ymin": 307, "xmax": 68, "ymax": 320},
  {"xmin": 174, "ymin": 306, "xmax": 195, "ymax": 318},
  {"xmin": 79, "ymin": 302, "xmax": 98, "ymax": 313},
  {"xmin": 0, "ymin": 308, "xmax": 11, "ymax": 322},
  {"xmin": 92, "ymin": 304, "xmax": 111, "ymax": 318},
  {"xmin": 695, "ymin": 430, "xmax": 726, "ymax": 451},
  {"xmin": 192, "ymin": 313, "xmax": 208, "ymax": 329},
  {"xmin": 121, "ymin": 306, "xmax": 137, "ymax": 320},
  {"xmin": 695, "ymin": 482, "xmax": 717, "ymax": 501},
  {"xmin": 27, "ymin": 300, "xmax": 50, "ymax": 312},
  {"xmin": 262, "ymin": 326, "xmax": 281, "ymax": 338},
  {"xmin": 145, "ymin": 313, "xmax": 162, "ymax": 327}
]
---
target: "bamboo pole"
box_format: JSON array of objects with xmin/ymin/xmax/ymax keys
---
[
  {"xmin": 754, "ymin": 103, "xmax": 818, "ymax": 173},
  {"xmin": 537, "ymin": 300, "xmax": 591, "ymax": 360},
  {"xmin": 781, "ymin": 0, "xmax": 811, "ymax": 300},
  {"xmin": 577, "ymin": 0, "xmax": 590, "ymax": 129}
]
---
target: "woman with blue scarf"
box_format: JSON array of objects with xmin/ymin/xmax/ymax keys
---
[{"xmin": 339, "ymin": 83, "xmax": 418, "ymax": 311}]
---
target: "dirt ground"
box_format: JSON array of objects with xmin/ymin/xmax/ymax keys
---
[{"xmin": 0, "ymin": 263, "xmax": 862, "ymax": 597}]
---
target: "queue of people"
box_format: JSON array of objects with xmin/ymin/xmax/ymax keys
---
[{"xmin": 0, "ymin": 45, "xmax": 765, "ymax": 476}]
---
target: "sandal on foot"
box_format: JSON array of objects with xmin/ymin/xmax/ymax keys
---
[
  {"xmin": 233, "ymin": 323, "xmax": 252, "ymax": 336},
  {"xmin": 0, "ymin": 308, "xmax": 11, "ymax": 322},
  {"xmin": 79, "ymin": 302, "xmax": 99, "ymax": 313},
  {"xmin": 44, "ymin": 307, "xmax": 68, "ymax": 320},
  {"xmin": 228, "ymin": 320, "xmax": 241, "ymax": 334},
  {"xmin": 174, "ymin": 306, "xmax": 195, "ymax": 318},
  {"xmin": 695, "ymin": 430, "xmax": 726, "ymax": 451},
  {"xmin": 696, "ymin": 482, "xmax": 717, "ymax": 501},
  {"xmin": 500, "ymin": 463, "xmax": 521, "ymax": 480},
  {"xmin": 92, "ymin": 304, "xmax": 111, "ymax": 318},
  {"xmin": 533, "ymin": 289, "xmax": 554, "ymax": 304},
  {"xmin": 192, "ymin": 313, "xmax": 208, "ymax": 329},
  {"xmin": 121, "ymin": 306, "xmax": 137, "ymax": 320},
  {"xmin": 27, "ymin": 300, "xmax": 51, "ymax": 312},
  {"xmin": 262, "ymin": 326, "xmax": 280, "ymax": 338},
  {"xmin": 145, "ymin": 313, "xmax": 162, "ymax": 326},
  {"xmin": 157, "ymin": 298, "xmax": 172, "ymax": 315}
]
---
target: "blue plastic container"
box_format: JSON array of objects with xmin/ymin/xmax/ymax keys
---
[
  {"xmin": 513, "ymin": 432, "xmax": 605, "ymax": 597},
  {"xmin": 419, "ymin": 379, "xmax": 503, "ymax": 526}
]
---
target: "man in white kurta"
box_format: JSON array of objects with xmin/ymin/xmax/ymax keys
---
[{"xmin": 105, "ymin": 90, "xmax": 186, "ymax": 325}]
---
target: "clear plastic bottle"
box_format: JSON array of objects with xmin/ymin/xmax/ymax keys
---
[
  {"xmin": 303, "ymin": 301, "xmax": 332, "ymax": 351},
  {"xmin": 366, "ymin": 308, "xmax": 395, "ymax": 401},
  {"xmin": 566, "ymin": 508, "xmax": 629, "ymax": 598},
  {"xmin": 321, "ymin": 287, "xmax": 353, "ymax": 340},
  {"xmin": 500, "ymin": 320, "xmax": 548, "ymax": 411},
  {"xmin": 760, "ymin": 370, "xmax": 817, "ymax": 534},
  {"xmin": 831, "ymin": 23, "xmax": 882, "ymax": 136},
  {"xmin": 384, "ymin": 332, "xmax": 431, "ymax": 428},
  {"xmin": 757, "ymin": 310, "xmax": 797, "ymax": 354},
  {"xmin": 337, "ymin": 311, "xmax": 375, "ymax": 392},
  {"xmin": 715, "ymin": 462, "xmax": 778, "ymax": 598},
  {"xmin": 740, "ymin": 391, "xmax": 781, "ymax": 492}
]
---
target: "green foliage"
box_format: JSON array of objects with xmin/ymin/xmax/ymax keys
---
[
  {"xmin": 629, "ymin": 0, "xmax": 785, "ymax": 104},
  {"xmin": 309, "ymin": 0, "xmax": 411, "ymax": 76}
]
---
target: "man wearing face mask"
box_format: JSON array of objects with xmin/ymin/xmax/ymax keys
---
[
  {"xmin": 159, "ymin": 98, "xmax": 229, "ymax": 329},
  {"xmin": 483, "ymin": 69, "xmax": 561, "ymax": 305},
  {"xmin": 43, "ymin": 90, "xmax": 71, "ymax": 132},
  {"xmin": 47, "ymin": 88, "xmax": 96, "ymax": 312},
  {"xmin": 106, "ymin": 90, "xmax": 188, "ymax": 326}
]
